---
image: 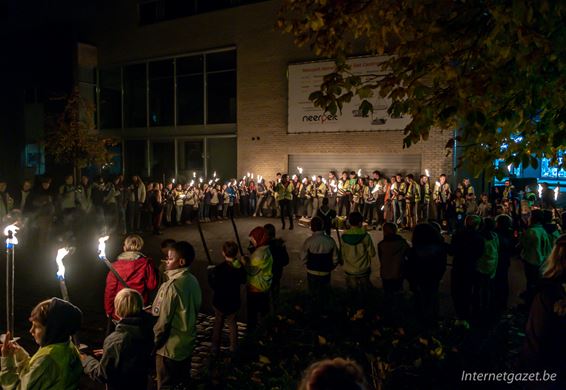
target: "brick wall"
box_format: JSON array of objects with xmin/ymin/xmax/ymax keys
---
[{"xmin": 95, "ymin": 0, "xmax": 453, "ymax": 182}]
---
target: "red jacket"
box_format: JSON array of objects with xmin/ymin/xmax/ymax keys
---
[{"xmin": 104, "ymin": 251, "xmax": 158, "ymax": 319}]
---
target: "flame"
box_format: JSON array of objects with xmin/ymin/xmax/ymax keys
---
[
  {"xmin": 190, "ymin": 180, "xmax": 194, "ymax": 186},
  {"xmin": 357, "ymin": 169, "xmax": 362, "ymax": 177},
  {"xmin": 192, "ymin": 172, "xmax": 196, "ymax": 178},
  {"xmin": 247, "ymin": 172, "xmax": 250, "ymax": 178},
  {"xmin": 554, "ymin": 185, "xmax": 559, "ymax": 201},
  {"xmin": 302, "ymin": 178, "xmax": 307, "ymax": 184},
  {"xmin": 538, "ymin": 184, "xmax": 543, "ymax": 198},
  {"xmin": 507, "ymin": 164, "xmax": 513, "ymax": 173},
  {"xmin": 297, "ymin": 166, "xmax": 303, "ymax": 174},
  {"xmin": 381, "ymin": 205, "xmax": 385, "ymax": 211},
  {"xmin": 172, "ymin": 178, "xmax": 176, "ymax": 184},
  {"xmin": 258, "ymin": 175, "xmax": 263, "ymax": 182},
  {"xmin": 213, "ymin": 171, "xmax": 217, "ymax": 177},
  {"xmin": 322, "ymin": 178, "xmax": 327, "ymax": 184},
  {"xmin": 3, "ymin": 224, "xmax": 19, "ymax": 245},
  {"xmin": 311, "ymin": 175, "xmax": 316, "ymax": 181},
  {"xmin": 208, "ymin": 180, "xmax": 213, "ymax": 185},
  {"xmin": 292, "ymin": 174, "xmax": 298, "ymax": 180},
  {"xmin": 56, "ymin": 247, "xmax": 70, "ymax": 280},
  {"xmin": 435, "ymin": 181, "xmax": 441, "ymax": 187},
  {"xmin": 425, "ymin": 169, "xmax": 430, "ymax": 177},
  {"xmin": 98, "ymin": 236, "xmax": 109, "ymax": 260},
  {"xmin": 251, "ymin": 173, "xmax": 254, "ymax": 179},
  {"xmin": 199, "ymin": 177, "xmax": 203, "ymax": 183}
]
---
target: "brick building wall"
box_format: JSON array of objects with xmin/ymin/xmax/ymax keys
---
[{"xmin": 95, "ymin": 0, "xmax": 453, "ymax": 181}]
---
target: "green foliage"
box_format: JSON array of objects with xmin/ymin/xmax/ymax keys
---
[
  {"xmin": 277, "ymin": 0, "xmax": 566, "ymax": 178},
  {"xmin": 45, "ymin": 88, "xmax": 116, "ymax": 178}
]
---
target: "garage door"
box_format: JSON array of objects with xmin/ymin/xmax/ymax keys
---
[{"xmin": 288, "ymin": 154, "xmax": 422, "ymax": 178}]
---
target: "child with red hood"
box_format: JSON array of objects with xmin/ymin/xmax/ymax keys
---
[
  {"xmin": 243, "ymin": 226, "xmax": 273, "ymax": 330},
  {"xmin": 104, "ymin": 234, "xmax": 158, "ymax": 320}
]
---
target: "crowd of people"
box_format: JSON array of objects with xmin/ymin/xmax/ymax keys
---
[
  {"xmin": 1, "ymin": 170, "xmax": 559, "ymax": 243},
  {"xmin": 0, "ymin": 169, "xmax": 565, "ymax": 389}
]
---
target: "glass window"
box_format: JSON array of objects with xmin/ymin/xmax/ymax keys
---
[
  {"xmin": 124, "ymin": 139, "xmax": 148, "ymax": 178},
  {"xmin": 177, "ymin": 75, "xmax": 204, "ymax": 125},
  {"xmin": 99, "ymin": 67, "xmax": 122, "ymax": 129},
  {"xmin": 123, "ymin": 64, "xmax": 147, "ymax": 128},
  {"xmin": 177, "ymin": 55, "xmax": 203, "ymax": 75},
  {"xmin": 207, "ymin": 70, "xmax": 236, "ymax": 124},
  {"xmin": 177, "ymin": 55, "xmax": 204, "ymax": 125},
  {"xmin": 541, "ymin": 153, "xmax": 566, "ymax": 178},
  {"xmin": 177, "ymin": 140, "xmax": 204, "ymax": 181},
  {"xmin": 149, "ymin": 60, "xmax": 174, "ymax": 127},
  {"xmin": 206, "ymin": 50, "xmax": 236, "ymax": 72},
  {"xmin": 150, "ymin": 141, "xmax": 175, "ymax": 181},
  {"xmin": 207, "ymin": 137, "xmax": 237, "ymax": 179}
]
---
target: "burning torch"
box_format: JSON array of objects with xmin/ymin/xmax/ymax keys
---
[
  {"xmin": 4, "ymin": 225, "xmax": 18, "ymax": 336},
  {"xmin": 98, "ymin": 236, "xmax": 130, "ymax": 289}
]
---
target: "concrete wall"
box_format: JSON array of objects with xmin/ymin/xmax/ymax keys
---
[{"xmin": 94, "ymin": 0, "xmax": 453, "ymax": 180}]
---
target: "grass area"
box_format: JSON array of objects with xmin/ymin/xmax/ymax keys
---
[{"xmin": 198, "ymin": 289, "xmax": 526, "ymax": 390}]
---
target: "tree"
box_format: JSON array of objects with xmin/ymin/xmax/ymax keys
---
[
  {"xmin": 45, "ymin": 87, "xmax": 115, "ymax": 182},
  {"xmin": 277, "ymin": 0, "xmax": 566, "ymax": 177}
]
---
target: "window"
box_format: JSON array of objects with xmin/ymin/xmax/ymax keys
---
[
  {"xmin": 177, "ymin": 140, "xmax": 204, "ymax": 180},
  {"xmin": 124, "ymin": 140, "xmax": 148, "ymax": 177},
  {"xmin": 99, "ymin": 67, "xmax": 122, "ymax": 129},
  {"xmin": 541, "ymin": 153, "xmax": 566, "ymax": 179},
  {"xmin": 149, "ymin": 60, "xmax": 174, "ymax": 126},
  {"xmin": 79, "ymin": 66, "xmax": 97, "ymax": 127},
  {"xmin": 151, "ymin": 141, "xmax": 175, "ymax": 180},
  {"xmin": 177, "ymin": 55, "xmax": 204, "ymax": 125},
  {"xmin": 206, "ymin": 51, "xmax": 236, "ymax": 124},
  {"xmin": 124, "ymin": 64, "xmax": 147, "ymax": 128}
]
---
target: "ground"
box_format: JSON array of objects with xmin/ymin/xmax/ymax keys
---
[{"xmin": 2, "ymin": 217, "xmax": 528, "ymax": 389}]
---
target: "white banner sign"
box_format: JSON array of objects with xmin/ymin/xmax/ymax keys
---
[{"xmin": 288, "ymin": 56, "xmax": 411, "ymax": 133}]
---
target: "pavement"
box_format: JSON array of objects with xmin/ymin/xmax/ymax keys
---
[{"xmin": 1, "ymin": 215, "xmax": 527, "ymax": 388}]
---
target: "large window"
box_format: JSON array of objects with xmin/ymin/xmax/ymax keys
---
[
  {"xmin": 206, "ymin": 51, "xmax": 237, "ymax": 124},
  {"xmin": 149, "ymin": 60, "xmax": 174, "ymax": 126},
  {"xmin": 177, "ymin": 55, "xmax": 204, "ymax": 125},
  {"xmin": 98, "ymin": 48, "xmax": 236, "ymax": 130},
  {"xmin": 541, "ymin": 153, "xmax": 566, "ymax": 179},
  {"xmin": 177, "ymin": 140, "xmax": 204, "ymax": 180},
  {"xmin": 123, "ymin": 64, "xmax": 147, "ymax": 128},
  {"xmin": 139, "ymin": 0, "xmax": 268, "ymax": 25},
  {"xmin": 99, "ymin": 67, "xmax": 122, "ymax": 129},
  {"xmin": 124, "ymin": 140, "xmax": 148, "ymax": 177}
]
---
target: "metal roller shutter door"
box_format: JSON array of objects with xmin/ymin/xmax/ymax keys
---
[{"xmin": 288, "ymin": 154, "xmax": 422, "ymax": 178}]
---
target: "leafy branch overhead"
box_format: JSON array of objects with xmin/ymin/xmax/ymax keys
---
[
  {"xmin": 277, "ymin": 0, "xmax": 566, "ymax": 177},
  {"xmin": 45, "ymin": 88, "xmax": 116, "ymax": 175}
]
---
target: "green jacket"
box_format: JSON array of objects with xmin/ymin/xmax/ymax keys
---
[
  {"xmin": 340, "ymin": 227, "xmax": 376, "ymax": 276},
  {"xmin": 520, "ymin": 224, "xmax": 552, "ymax": 267},
  {"xmin": 476, "ymin": 232, "xmax": 499, "ymax": 278},
  {"xmin": 245, "ymin": 245, "xmax": 273, "ymax": 292},
  {"xmin": 0, "ymin": 341, "xmax": 82, "ymax": 390},
  {"xmin": 275, "ymin": 182, "xmax": 294, "ymax": 201},
  {"xmin": 152, "ymin": 268, "xmax": 202, "ymax": 361}
]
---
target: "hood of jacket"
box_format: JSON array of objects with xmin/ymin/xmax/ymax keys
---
[
  {"xmin": 41, "ymin": 298, "xmax": 82, "ymax": 347},
  {"xmin": 342, "ymin": 227, "xmax": 368, "ymax": 246},
  {"xmin": 117, "ymin": 251, "xmax": 145, "ymax": 261}
]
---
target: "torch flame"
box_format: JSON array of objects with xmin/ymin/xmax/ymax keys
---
[
  {"xmin": 192, "ymin": 172, "xmax": 196, "ymax": 178},
  {"xmin": 213, "ymin": 171, "xmax": 217, "ymax": 178},
  {"xmin": 98, "ymin": 236, "xmax": 109, "ymax": 260},
  {"xmin": 56, "ymin": 247, "xmax": 70, "ymax": 280},
  {"xmin": 538, "ymin": 184, "xmax": 543, "ymax": 198},
  {"xmin": 554, "ymin": 185, "xmax": 559, "ymax": 201},
  {"xmin": 3, "ymin": 224, "xmax": 19, "ymax": 246},
  {"xmin": 172, "ymin": 178, "xmax": 176, "ymax": 184},
  {"xmin": 190, "ymin": 180, "xmax": 194, "ymax": 186},
  {"xmin": 297, "ymin": 166, "xmax": 303, "ymax": 174},
  {"xmin": 199, "ymin": 177, "xmax": 203, "ymax": 183},
  {"xmin": 425, "ymin": 169, "xmax": 430, "ymax": 177},
  {"xmin": 311, "ymin": 175, "xmax": 316, "ymax": 181},
  {"xmin": 357, "ymin": 169, "xmax": 362, "ymax": 177}
]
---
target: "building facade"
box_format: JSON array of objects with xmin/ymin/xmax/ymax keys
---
[{"xmin": 93, "ymin": 0, "xmax": 454, "ymax": 182}]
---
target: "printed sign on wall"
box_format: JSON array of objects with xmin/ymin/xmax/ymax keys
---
[{"xmin": 288, "ymin": 56, "xmax": 411, "ymax": 133}]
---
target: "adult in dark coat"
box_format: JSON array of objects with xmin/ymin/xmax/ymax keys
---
[
  {"xmin": 405, "ymin": 223, "xmax": 447, "ymax": 326},
  {"xmin": 450, "ymin": 215, "xmax": 485, "ymax": 327},
  {"xmin": 521, "ymin": 234, "xmax": 566, "ymax": 387}
]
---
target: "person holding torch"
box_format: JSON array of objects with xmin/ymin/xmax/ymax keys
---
[
  {"xmin": 104, "ymin": 235, "xmax": 158, "ymax": 321},
  {"xmin": 0, "ymin": 298, "xmax": 82, "ymax": 389}
]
